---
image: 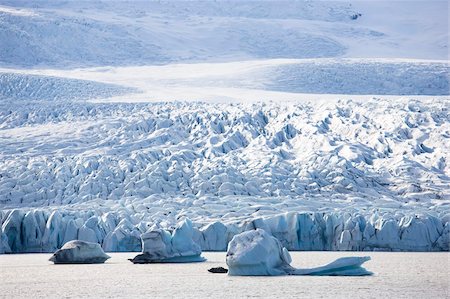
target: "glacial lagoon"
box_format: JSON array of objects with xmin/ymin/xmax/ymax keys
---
[{"xmin": 0, "ymin": 252, "xmax": 448, "ymax": 298}]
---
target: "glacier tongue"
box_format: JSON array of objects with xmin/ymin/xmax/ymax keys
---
[
  {"xmin": 0, "ymin": 0, "xmax": 448, "ymax": 256},
  {"xmin": 0, "ymin": 99, "xmax": 448, "ymax": 253}
]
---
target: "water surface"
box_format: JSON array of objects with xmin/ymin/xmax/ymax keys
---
[{"xmin": 0, "ymin": 252, "xmax": 448, "ymax": 298}]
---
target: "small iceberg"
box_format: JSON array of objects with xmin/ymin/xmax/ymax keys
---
[
  {"xmin": 49, "ymin": 240, "xmax": 110, "ymax": 264},
  {"xmin": 226, "ymin": 229, "xmax": 372, "ymax": 276},
  {"xmin": 129, "ymin": 219, "xmax": 206, "ymax": 264}
]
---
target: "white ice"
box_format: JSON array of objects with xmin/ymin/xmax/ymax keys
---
[
  {"xmin": 129, "ymin": 219, "xmax": 205, "ymax": 263},
  {"xmin": 0, "ymin": 1, "xmax": 448, "ymax": 254},
  {"xmin": 49, "ymin": 240, "xmax": 110, "ymax": 264},
  {"xmin": 226, "ymin": 229, "xmax": 372, "ymax": 276}
]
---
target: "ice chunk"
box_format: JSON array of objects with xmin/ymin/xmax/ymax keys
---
[
  {"xmin": 226, "ymin": 229, "xmax": 372, "ymax": 276},
  {"xmin": 49, "ymin": 240, "xmax": 110, "ymax": 264},
  {"xmin": 226, "ymin": 228, "xmax": 294, "ymax": 275},
  {"xmin": 129, "ymin": 219, "xmax": 206, "ymax": 263}
]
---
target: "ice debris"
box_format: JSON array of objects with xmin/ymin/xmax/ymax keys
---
[
  {"xmin": 49, "ymin": 240, "xmax": 110, "ymax": 264},
  {"xmin": 129, "ymin": 219, "xmax": 206, "ymax": 263},
  {"xmin": 226, "ymin": 229, "xmax": 372, "ymax": 276}
]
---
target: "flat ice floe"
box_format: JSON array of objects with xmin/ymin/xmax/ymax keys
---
[{"xmin": 226, "ymin": 229, "xmax": 371, "ymax": 276}]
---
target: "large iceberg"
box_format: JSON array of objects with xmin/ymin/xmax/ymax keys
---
[
  {"xmin": 226, "ymin": 229, "xmax": 372, "ymax": 276},
  {"xmin": 49, "ymin": 240, "xmax": 111, "ymax": 264},
  {"xmin": 129, "ymin": 219, "xmax": 206, "ymax": 263}
]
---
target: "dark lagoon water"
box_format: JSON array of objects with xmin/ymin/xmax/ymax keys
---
[{"xmin": 0, "ymin": 252, "xmax": 448, "ymax": 298}]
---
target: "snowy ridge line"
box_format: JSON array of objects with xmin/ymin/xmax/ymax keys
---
[{"xmin": 0, "ymin": 208, "xmax": 448, "ymax": 254}]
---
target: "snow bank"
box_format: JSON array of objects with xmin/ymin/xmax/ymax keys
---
[
  {"xmin": 129, "ymin": 219, "xmax": 205, "ymax": 263},
  {"xmin": 226, "ymin": 229, "xmax": 371, "ymax": 276},
  {"xmin": 49, "ymin": 240, "xmax": 110, "ymax": 264}
]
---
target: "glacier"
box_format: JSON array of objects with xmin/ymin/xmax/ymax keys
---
[
  {"xmin": 0, "ymin": 100, "xmax": 448, "ymax": 254},
  {"xmin": 226, "ymin": 229, "xmax": 371, "ymax": 276},
  {"xmin": 49, "ymin": 240, "xmax": 110, "ymax": 264},
  {"xmin": 0, "ymin": 0, "xmax": 449, "ymax": 255}
]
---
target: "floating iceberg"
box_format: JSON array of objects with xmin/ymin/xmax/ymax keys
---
[
  {"xmin": 129, "ymin": 219, "xmax": 206, "ymax": 263},
  {"xmin": 226, "ymin": 229, "xmax": 372, "ymax": 276},
  {"xmin": 49, "ymin": 240, "xmax": 110, "ymax": 264}
]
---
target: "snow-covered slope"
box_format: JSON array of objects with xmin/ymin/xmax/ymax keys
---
[
  {"xmin": 0, "ymin": 72, "xmax": 136, "ymax": 101},
  {"xmin": 0, "ymin": 0, "xmax": 447, "ymax": 68},
  {"xmin": 0, "ymin": 1, "xmax": 448, "ymax": 253}
]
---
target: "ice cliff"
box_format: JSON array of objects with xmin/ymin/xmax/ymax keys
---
[{"xmin": 1, "ymin": 209, "xmax": 448, "ymax": 254}]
